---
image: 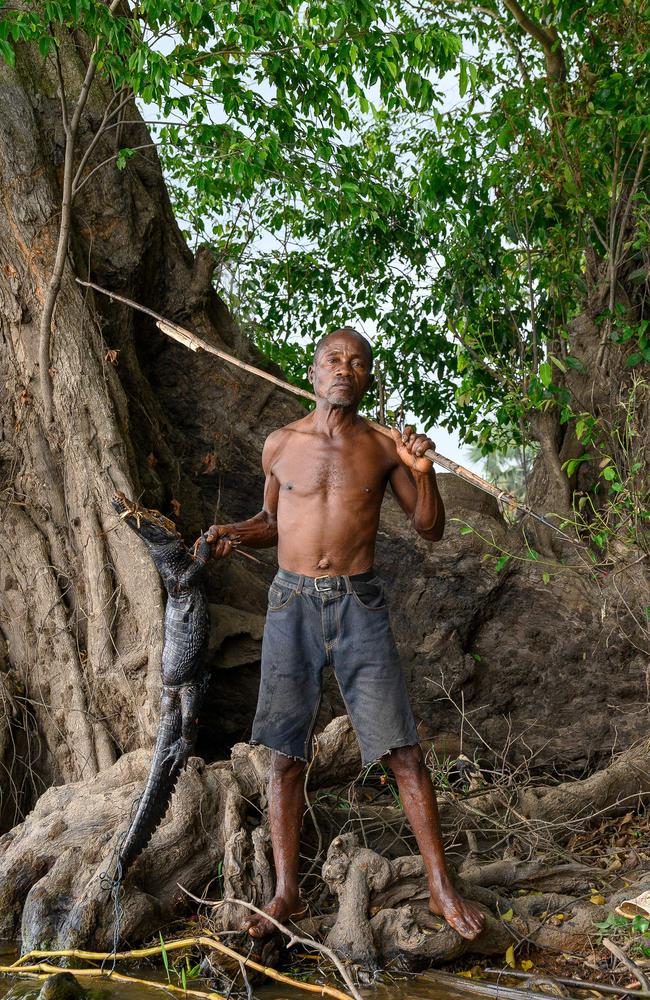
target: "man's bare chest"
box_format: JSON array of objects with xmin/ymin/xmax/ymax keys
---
[{"xmin": 273, "ymin": 439, "xmax": 389, "ymax": 498}]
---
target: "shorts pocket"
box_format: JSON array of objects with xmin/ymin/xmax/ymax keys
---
[
  {"xmin": 350, "ymin": 578, "xmax": 387, "ymax": 611},
  {"xmin": 268, "ymin": 581, "xmax": 298, "ymax": 611}
]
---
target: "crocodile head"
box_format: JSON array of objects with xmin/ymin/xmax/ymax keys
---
[{"xmin": 112, "ymin": 491, "xmax": 181, "ymax": 546}]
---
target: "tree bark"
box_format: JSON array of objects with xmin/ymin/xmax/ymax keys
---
[{"xmin": 0, "ymin": 35, "xmax": 294, "ymax": 808}]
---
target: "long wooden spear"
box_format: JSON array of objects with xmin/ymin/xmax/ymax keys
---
[{"xmin": 76, "ymin": 278, "xmax": 576, "ymax": 541}]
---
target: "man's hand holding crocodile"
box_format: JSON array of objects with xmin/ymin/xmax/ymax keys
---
[{"xmin": 203, "ymin": 328, "xmax": 485, "ymax": 942}]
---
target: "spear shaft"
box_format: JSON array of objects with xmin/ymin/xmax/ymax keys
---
[{"xmin": 76, "ymin": 278, "xmax": 575, "ymax": 542}]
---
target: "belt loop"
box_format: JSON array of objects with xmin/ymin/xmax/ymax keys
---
[
  {"xmin": 343, "ymin": 575, "xmax": 352, "ymax": 594},
  {"xmin": 296, "ymin": 575, "xmax": 304, "ymax": 595}
]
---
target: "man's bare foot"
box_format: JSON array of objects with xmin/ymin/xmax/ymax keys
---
[
  {"xmin": 243, "ymin": 894, "xmax": 306, "ymax": 939},
  {"xmin": 429, "ymin": 881, "xmax": 485, "ymax": 940}
]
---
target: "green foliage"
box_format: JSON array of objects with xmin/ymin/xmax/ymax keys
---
[
  {"xmin": 595, "ymin": 911, "xmax": 650, "ymax": 952},
  {"xmin": 159, "ymin": 932, "xmax": 170, "ymax": 979},
  {"xmin": 203, "ymin": 0, "xmax": 649, "ymax": 448},
  {"xmin": 568, "ymin": 376, "xmax": 649, "ymax": 553},
  {"xmin": 1, "ymin": 0, "xmax": 648, "ymax": 555}
]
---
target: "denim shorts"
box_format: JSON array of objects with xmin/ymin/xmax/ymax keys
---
[{"xmin": 250, "ymin": 569, "xmax": 419, "ymax": 766}]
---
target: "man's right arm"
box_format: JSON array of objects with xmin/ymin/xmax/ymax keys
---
[{"xmin": 205, "ymin": 431, "xmax": 282, "ymax": 557}]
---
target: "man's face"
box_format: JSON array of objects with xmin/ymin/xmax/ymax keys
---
[{"xmin": 308, "ymin": 332, "xmax": 372, "ymax": 409}]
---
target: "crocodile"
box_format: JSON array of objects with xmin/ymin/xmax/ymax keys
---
[{"xmin": 110, "ymin": 491, "xmax": 211, "ymax": 879}]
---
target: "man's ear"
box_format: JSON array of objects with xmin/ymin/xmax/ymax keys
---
[{"xmin": 307, "ymin": 364, "xmax": 314, "ymax": 384}]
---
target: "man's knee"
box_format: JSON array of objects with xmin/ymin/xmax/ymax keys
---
[
  {"xmin": 270, "ymin": 751, "xmax": 306, "ymax": 783},
  {"xmin": 384, "ymin": 743, "xmax": 426, "ymax": 779}
]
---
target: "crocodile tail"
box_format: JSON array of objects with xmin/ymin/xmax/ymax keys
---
[{"xmin": 115, "ymin": 715, "xmax": 185, "ymax": 879}]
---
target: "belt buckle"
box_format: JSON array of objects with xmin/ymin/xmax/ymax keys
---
[{"xmin": 314, "ymin": 575, "xmax": 333, "ymax": 592}]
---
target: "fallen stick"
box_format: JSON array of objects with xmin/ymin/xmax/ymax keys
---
[
  {"xmin": 426, "ymin": 969, "xmax": 584, "ymax": 1000},
  {"xmin": 0, "ymin": 960, "xmax": 225, "ymax": 1000},
  {"xmin": 603, "ymin": 937, "xmax": 650, "ymax": 993},
  {"xmin": 485, "ymin": 967, "xmax": 650, "ymax": 999},
  {"xmin": 76, "ymin": 278, "xmax": 580, "ymax": 544},
  {"xmin": 178, "ymin": 886, "xmax": 362, "ymax": 1000},
  {"xmin": 10, "ymin": 937, "xmax": 355, "ymax": 1000}
]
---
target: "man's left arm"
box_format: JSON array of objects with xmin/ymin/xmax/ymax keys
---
[{"xmin": 387, "ymin": 427, "xmax": 445, "ymax": 541}]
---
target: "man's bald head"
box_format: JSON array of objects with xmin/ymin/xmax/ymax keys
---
[{"xmin": 313, "ymin": 328, "xmax": 373, "ymax": 368}]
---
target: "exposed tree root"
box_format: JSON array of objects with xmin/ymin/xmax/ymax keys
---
[{"xmin": 2, "ymin": 715, "xmax": 649, "ymax": 975}]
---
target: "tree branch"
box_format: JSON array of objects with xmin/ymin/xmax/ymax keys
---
[
  {"xmin": 38, "ymin": 0, "xmax": 122, "ymax": 429},
  {"xmin": 475, "ymin": 5, "xmax": 531, "ymax": 86},
  {"xmin": 501, "ymin": 0, "xmax": 566, "ymax": 82}
]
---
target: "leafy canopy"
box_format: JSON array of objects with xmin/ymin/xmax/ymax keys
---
[{"xmin": 1, "ymin": 0, "xmax": 648, "ymax": 453}]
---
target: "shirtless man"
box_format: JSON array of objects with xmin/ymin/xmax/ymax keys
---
[{"xmin": 206, "ymin": 328, "xmax": 485, "ymax": 941}]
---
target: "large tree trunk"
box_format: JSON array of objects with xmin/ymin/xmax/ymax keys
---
[{"xmin": 0, "ymin": 34, "xmax": 290, "ymax": 804}]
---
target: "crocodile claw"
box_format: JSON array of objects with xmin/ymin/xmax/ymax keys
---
[{"xmin": 162, "ymin": 737, "xmax": 192, "ymax": 774}]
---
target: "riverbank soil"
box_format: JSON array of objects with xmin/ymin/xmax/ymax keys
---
[{"xmin": 0, "ymin": 14, "xmax": 648, "ymax": 991}]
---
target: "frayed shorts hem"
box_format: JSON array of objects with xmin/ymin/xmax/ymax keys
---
[
  {"xmin": 249, "ymin": 738, "xmax": 308, "ymax": 763},
  {"xmin": 361, "ymin": 739, "xmax": 420, "ymax": 769},
  {"xmin": 249, "ymin": 736, "xmax": 421, "ymax": 770}
]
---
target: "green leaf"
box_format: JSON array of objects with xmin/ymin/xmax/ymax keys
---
[
  {"xmin": 495, "ymin": 554, "xmax": 510, "ymax": 572},
  {"xmin": 459, "ymin": 59, "xmax": 468, "ymax": 98},
  {"xmin": 539, "ymin": 362, "xmax": 552, "ymax": 388},
  {"xmin": 116, "ymin": 147, "xmax": 136, "ymax": 170},
  {"xmin": 562, "ymin": 454, "xmax": 592, "ymax": 478},
  {"xmin": 459, "ymin": 525, "xmax": 474, "ymax": 535},
  {"xmin": 159, "ymin": 933, "xmax": 169, "ymax": 978},
  {"xmin": 542, "ymin": 572, "xmax": 550, "ymax": 584},
  {"xmin": 0, "ymin": 38, "xmax": 16, "ymax": 65}
]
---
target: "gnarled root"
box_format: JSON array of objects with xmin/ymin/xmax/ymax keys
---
[
  {"xmin": 0, "ymin": 747, "xmax": 265, "ymax": 951},
  {"xmin": 320, "ymin": 832, "xmax": 611, "ymax": 969}
]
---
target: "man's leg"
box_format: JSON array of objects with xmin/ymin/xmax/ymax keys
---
[
  {"xmin": 245, "ymin": 751, "xmax": 306, "ymax": 938},
  {"xmin": 387, "ymin": 745, "xmax": 485, "ymax": 940}
]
